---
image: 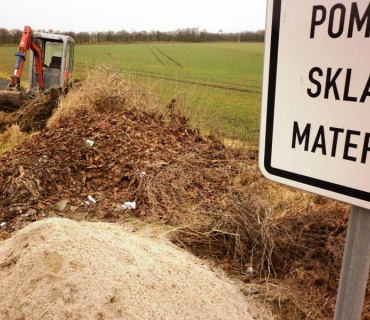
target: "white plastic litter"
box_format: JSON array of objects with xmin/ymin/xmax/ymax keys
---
[
  {"xmin": 85, "ymin": 139, "xmax": 95, "ymax": 147},
  {"xmin": 140, "ymin": 171, "xmax": 146, "ymax": 178},
  {"xmin": 246, "ymin": 267, "xmax": 254, "ymax": 274},
  {"xmin": 0, "ymin": 222, "xmax": 6, "ymax": 227},
  {"xmin": 87, "ymin": 195, "xmax": 97, "ymax": 204},
  {"xmin": 121, "ymin": 201, "xmax": 136, "ymax": 210},
  {"xmin": 85, "ymin": 196, "xmax": 97, "ymax": 205}
]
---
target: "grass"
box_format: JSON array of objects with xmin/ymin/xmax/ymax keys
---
[
  {"xmin": 0, "ymin": 42, "xmax": 263, "ymax": 142},
  {"xmin": 0, "ymin": 46, "xmax": 29, "ymax": 88}
]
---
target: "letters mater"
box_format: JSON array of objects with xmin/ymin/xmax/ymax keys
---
[{"xmin": 292, "ymin": 2, "xmax": 370, "ymax": 163}]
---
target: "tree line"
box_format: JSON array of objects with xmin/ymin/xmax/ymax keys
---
[{"xmin": 0, "ymin": 28, "xmax": 264, "ymax": 45}]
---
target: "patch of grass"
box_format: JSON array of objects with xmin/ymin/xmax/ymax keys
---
[
  {"xmin": 0, "ymin": 46, "xmax": 29, "ymax": 88},
  {"xmin": 75, "ymin": 43, "xmax": 263, "ymax": 91}
]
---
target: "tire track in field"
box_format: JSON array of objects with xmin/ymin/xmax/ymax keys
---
[
  {"xmin": 134, "ymin": 70, "xmax": 261, "ymax": 94},
  {"xmin": 147, "ymin": 46, "xmax": 164, "ymax": 65},
  {"xmin": 124, "ymin": 68, "xmax": 260, "ymax": 92},
  {"xmin": 134, "ymin": 69, "xmax": 260, "ymax": 91},
  {"xmin": 74, "ymin": 62, "xmax": 260, "ymax": 91},
  {"xmin": 152, "ymin": 46, "xmax": 183, "ymax": 68},
  {"xmin": 73, "ymin": 63, "xmax": 261, "ymax": 94}
]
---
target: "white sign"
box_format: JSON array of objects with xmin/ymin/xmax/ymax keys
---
[{"xmin": 259, "ymin": 0, "xmax": 370, "ymax": 209}]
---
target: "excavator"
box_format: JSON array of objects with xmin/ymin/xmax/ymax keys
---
[{"xmin": 0, "ymin": 26, "xmax": 75, "ymax": 110}]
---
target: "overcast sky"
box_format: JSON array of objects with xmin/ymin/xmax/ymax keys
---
[{"xmin": 1, "ymin": 0, "xmax": 267, "ymax": 33}]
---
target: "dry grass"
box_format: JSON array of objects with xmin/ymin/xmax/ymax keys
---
[
  {"xmin": 0, "ymin": 125, "xmax": 29, "ymax": 154},
  {"xmin": 172, "ymin": 156, "xmax": 337, "ymax": 267},
  {"xmin": 48, "ymin": 66, "xmax": 166, "ymax": 128},
  {"xmin": 167, "ymin": 155, "xmax": 349, "ymax": 319}
]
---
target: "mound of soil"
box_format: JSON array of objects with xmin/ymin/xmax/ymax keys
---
[{"xmin": 0, "ymin": 218, "xmax": 263, "ymax": 320}]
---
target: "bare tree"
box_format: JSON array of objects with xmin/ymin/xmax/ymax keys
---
[{"xmin": 0, "ymin": 27, "xmax": 265, "ymax": 45}]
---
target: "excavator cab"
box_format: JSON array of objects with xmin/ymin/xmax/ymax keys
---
[
  {"xmin": 28, "ymin": 32, "xmax": 74, "ymax": 90},
  {"xmin": 0, "ymin": 27, "xmax": 74, "ymax": 111}
]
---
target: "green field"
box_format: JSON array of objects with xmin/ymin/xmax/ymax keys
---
[{"xmin": 0, "ymin": 42, "xmax": 264, "ymax": 142}]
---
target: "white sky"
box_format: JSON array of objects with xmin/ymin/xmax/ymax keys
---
[{"xmin": 1, "ymin": 0, "xmax": 267, "ymax": 33}]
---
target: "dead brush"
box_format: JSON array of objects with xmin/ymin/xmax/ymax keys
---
[
  {"xmin": 253, "ymin": 280, "xmax": 329, "ymax": 319},
  {"xmin": 47, "ymin": 66, "xmax": 165, "ymax": 127},
  {"xmin": 135, "ymin": 150, "xmax": 279, "ymax": 276},
  {"xmin": 150, "ymin": 149, "xmax": 350, "ymax": 319},
  {"xmin": 13, "ymin": 88, "xmax": 61, "ymax": 132},
  {"xmin": 167, "ymin": 154, "xmax": 321, "ymax": 275}
]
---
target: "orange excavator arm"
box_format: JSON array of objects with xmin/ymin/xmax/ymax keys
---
[{"xmin": 10, "ymin": 26, "xmax": 44, "ymax": 90}]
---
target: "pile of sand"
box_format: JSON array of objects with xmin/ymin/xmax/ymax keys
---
[{"xmin": 0, "ymin": 218, "xmax": 265, "ymax": 320}]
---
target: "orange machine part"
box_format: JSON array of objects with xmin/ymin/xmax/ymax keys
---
[{"xmin": 11, "ymin": 26, "xmax": 44, "ymax": 89}]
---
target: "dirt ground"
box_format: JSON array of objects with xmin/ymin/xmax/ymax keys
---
[{"xmin": 0, "ymin": 218, "xmax": 274, "ymax": 320}]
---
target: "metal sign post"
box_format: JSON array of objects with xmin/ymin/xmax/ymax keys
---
[{"xmin": 334, "ymin": 206, "xmax": 370, "ymax": 320}]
